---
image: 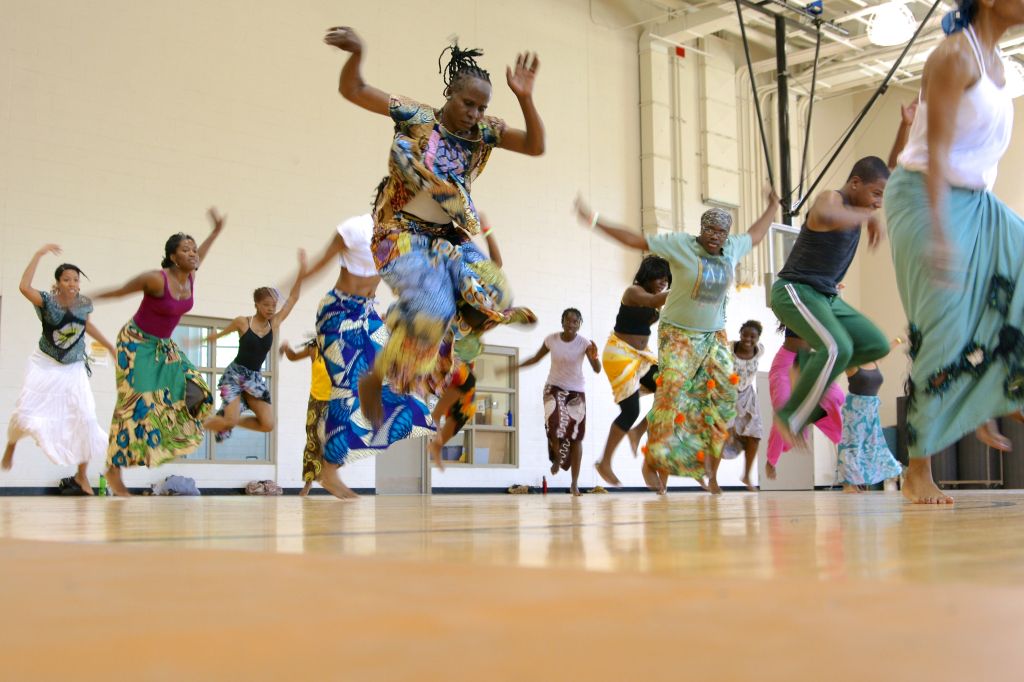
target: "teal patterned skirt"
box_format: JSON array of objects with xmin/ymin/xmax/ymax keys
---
[{"xmin": 886, "ymin": 167, "xmax": 1024, "ymax": 457}]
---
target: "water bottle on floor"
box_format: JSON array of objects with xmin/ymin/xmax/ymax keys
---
[{"xmin": 98, "ymin": 474, "xmax": 108, "ymax": 497}]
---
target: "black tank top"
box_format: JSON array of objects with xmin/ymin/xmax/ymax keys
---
[
  {"xmin": 848, "ymin": 366, "xmax": 884, "ymax": 396},
  {"xmin": 778, "ymin": 192, "xmax": 861, "ymax": 295},
  {"xmin": 614, "ymin": 304, "xmax": 658, "ymax": 335},
  {"xmin": 234, "ymin": 319, "xmax": 273, "ymax": 371}
]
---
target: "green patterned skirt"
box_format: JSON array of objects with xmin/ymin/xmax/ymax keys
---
[{"xmin": 107, "ymin": 322, "xmax": 213, "ymax": 468}]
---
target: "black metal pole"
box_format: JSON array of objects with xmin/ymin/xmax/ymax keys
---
[
  {"xmin": 775, "ymin": 14, "xmax": 793, "ymax": 225},
  {"xmin": 792, "ymin": 0, "xmax": 943, "ymax": 213},
  {"xmin": 735, "ymin": 0, "xmax": 776, "ymax": 189}
]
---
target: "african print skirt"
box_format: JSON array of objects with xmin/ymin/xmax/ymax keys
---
[
  {"xmin": 302, "ymin": 396, "xmax": 329, "ymax": 483},
  {"xmin": 107, "ymin": 322, "xmax": 213, "ymax": 468},
  {"xmin": 887, "ymin": 167, "xmax": 1024, "ymax": 457},
  {"xmin": 544, "ymin": 384, "xmax": 586, "ymax": 470},
  {"xmin": 211, "ymin": 361, "xmax": 272, "ymax": 442},
  {"xmin": 601, "ymin": 333, "xmax": 658, "ymax": 404},
  {"xmin": 7, "ymin": 349, "xmax": 107, "ymax": 466},
  {"xmin": 644, "ymin": 326, "xmax": 737, "ymax": 478},
  {"xmin": 837, "ymin": 394, "xmax": 902, "ymax": 486},
  {"xmin": 315, "ymin": 289, "xmax": 433, "ymax": 467},
  {"xmin": 373, "ymin": 219, "xmax": 527, "ymax": 395}
]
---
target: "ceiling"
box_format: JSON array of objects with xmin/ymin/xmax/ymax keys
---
[{"xmin": 644, "ymin": 0, "xmax": 1024, "ymax": 97}]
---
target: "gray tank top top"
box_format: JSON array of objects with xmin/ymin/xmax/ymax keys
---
[
  {"xmin": 848, "ymin": 366, "xmax": 883, "ymax": 396},
  {"xmin": 778, "ymin": 192, "xmax": 861, "ymax": 295}
]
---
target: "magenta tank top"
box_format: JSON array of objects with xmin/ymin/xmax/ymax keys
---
[{"xmin": 133, "ymin": 271, "xmax": 194, "ymax": 338}]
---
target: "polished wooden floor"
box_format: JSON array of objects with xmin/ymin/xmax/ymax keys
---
[{"xmin": 1, "ymin": 491, "xmax": 1023, "ymax": 680}]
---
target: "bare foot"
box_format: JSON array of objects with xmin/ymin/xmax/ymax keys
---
[
  {"xmin": 2, "ymin": 443, "xmax": 14, "ymax": 471},
  {"xmin": 902, "ymin": 460, "xmax": 954, "ymax": 505},
  {"xmin": 657, "ymin": 470, "xmax": 669, "ymax": 495},
  {"xmin": 105, "ymin": 467, "xmax": 132, "ymax": 497},
  {"xmin": 842, "ymin": 483, "xmax": 860, "ymax": 494},
  {"xmin": 1007, "ymin": 410, "xmax": 1024, "ymax": 424},
  {"xmin": 318, "ymin": 471, "xmax": 360, "ymax": 500},
  {"xmin": 707, "ymin": 476, "xmax": 722, "ymax": 495},
  {"xmin": 357, "ymin": 372, "xmax": 384, "ymax": 429},
  {"xmin": 642, "ymin": 461, "xmax": 661, "ymax": 492},
  {"xmin": 740, "ymin": 474, "xmax": 757, "ymax": 492},
  {"xmin": 975, "ymin": 420, "xmax": 1012, "ymax": 452},
  {"xmin": 773, "ymin": 415, "xmax": 807, "ymax": 450},
  {"xmin": 427, "ymin": 434, "xmax": 446, "ymax": 471},
  {"xmin": 692, "ymin": 475, "xmax": 710, "ymax": 492},
  {"xmin": 74, "ymin": 471, "xmax": 94, "ymax": 496},
  {"xmin": 550, "ymin": 461, "xmax": 560, "ymax": 476},
  {"xmin": 594, "ymin": 459, "xmax": 621, "ymax": 487},
  {"xmin": 765, "ymin": 463, "xmax": 777, "ymax": 480},
  {"xmin": 299, "ymin": 480, "xmax": 312, "ymax": 497},
  {"xmin": 570, "ymin": 485, "xmax": 582, "ymax": 497}
]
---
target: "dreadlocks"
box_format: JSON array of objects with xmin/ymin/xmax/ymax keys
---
[{"xmin": 438, "ymin": 42, "xmax": 491, "ymax": 97}]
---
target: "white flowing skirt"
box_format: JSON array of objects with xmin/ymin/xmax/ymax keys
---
[{"xmin": 6, "ymin": 350, "xmax": 107, "ymax": 466}]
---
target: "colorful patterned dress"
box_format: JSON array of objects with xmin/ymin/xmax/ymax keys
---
[
  {"xmin": 642, "ymin": 230, "xmax": 753, "ymax": 478},
  {"xmin": 108, "ymin": 272, "xmax": 213, "ymax": 468},
  {"xmin": 371, "ymin": 95, "xmax": 521, "ymax": 396}
]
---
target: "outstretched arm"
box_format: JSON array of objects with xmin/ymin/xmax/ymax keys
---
[
  {"xmin": 887, "ymin": 100, "xmax": 918, "ymax": 170},
  {"xmin": 325, "ymin": 27, "xmax": 390, "ymax": 116},
  {"xmin": 204, "ymin": 317, "xmax": 245, "ymax": 344},
  {"xmin": 91, "ymin": 270, "xmax": 164, "ymax": 301},
  {"xmin": 272, "ymin": 249, "xmax": 308, "ymax": 328},
  {"xmin": 574, "ymin": 196, "xmax": 648, "ymax": 251},
  {"xmin": 85, "ymin": 318, "xmax": 116, "ymax": 358},
  {"xmin": 19, "ymin": 244, "xmax": 62, "ymax": 307},
  {"xmin": 498, "ymin": 53, "xmax": 545, "ymax": 156},
  {"xmin": 301, "ymin": 232, "xmax": 346, "ymax": 284},
  {"xmin": 197, "ymin": 207, "xmax": 226, "ymax": 265},
  {"xmin": 516, "ymin": 343, "xmax": 550, "ymax": 369},
  {"xmin": 745, "ymin": 189, "xmax": 782, "ymax": 247},
  {"xmin": 279, "ymin": 340, "xmax": 314, "ymax": 362}
]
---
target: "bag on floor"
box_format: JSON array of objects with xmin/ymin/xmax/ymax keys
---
[
  {"xmin": 245, "ymin": 480, "xmax": 283, "ymax": 496},
  {"xmin": 152, "ymin": 475, "xmax": 200, "ymax": 496}
]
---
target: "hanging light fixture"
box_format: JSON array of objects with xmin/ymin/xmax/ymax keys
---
[
  {"xmin": 1003, "ymin": 58, "xmax": 1024, "ymax": 99},
  {"xmin": 867, "ymin": 2, "xmax": 917, "ymax": 47}
]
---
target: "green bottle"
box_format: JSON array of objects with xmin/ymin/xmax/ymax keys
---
[{"xmin": 98, "ymin": 474, "xmax": 108, "ymax": 496}]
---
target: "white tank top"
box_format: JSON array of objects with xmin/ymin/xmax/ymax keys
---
[
  {"xmin": 898, "ymin": 25, "xmax": 1013, "ymax": 191},
  {"xmin": 336, "ymin": 214, "xmax": 377, "ymax": 277},
  {"xmin": 544, "ymin": 333, "xmax": 590, "ymax": 393}
]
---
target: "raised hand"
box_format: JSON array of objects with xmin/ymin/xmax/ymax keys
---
[
  {"xmin": 901, "ymin": 100, "xmax": 918, "ymax": 126},
  {"xmin": 207, "ymin": 207, "xmax": 226, "ymax": 232},
  {"xmin": 324, "ymin": 26, "xmax": 364, "ymax": 53},
  {"xmin": 574, "ymin": 194, "xmax": 595, "ymax": 226},
  {"xmin": 506, "ymin": 52, "xmax": 540, "ymax": 99},
  {"xmin": 297, "ymin": 248, "xmax": 308, "ymax": 273},
  {"xmin": 37, "ymin": 243, "xmax": 62, "ymax": 257},
  {"xmin": 278, "ymin": 340, "xmax": 292, "ymax": 357}
]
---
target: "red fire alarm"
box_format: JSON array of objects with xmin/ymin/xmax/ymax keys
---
[{"xmin": 675, "ymin": 46, "xmax": 686, "ymax": 58}]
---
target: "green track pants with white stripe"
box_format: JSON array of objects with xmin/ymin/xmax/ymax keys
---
[{"xmin": 770, "ymin": 278, "xmax": 889, "ymax": 433}]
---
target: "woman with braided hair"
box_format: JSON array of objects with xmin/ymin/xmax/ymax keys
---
[{"xmin": 323, "ymin": 26, "xmax": 544, "ymax": 426}]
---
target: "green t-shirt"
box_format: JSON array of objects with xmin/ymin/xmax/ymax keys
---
[{"xmin": 646, "ymin": 232, "xmax": 752, "ymax": 332}]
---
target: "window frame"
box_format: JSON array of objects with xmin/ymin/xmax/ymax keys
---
[
  {"xmin": 173, "ymin": 314, "xmax": 276, "ymax": 465},
  {"xmin": 437, "ymin": 344, "xmax": 519, "ymax": 468}
]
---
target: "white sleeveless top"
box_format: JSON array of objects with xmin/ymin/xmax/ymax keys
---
[
  {"xmin": 544, "ymin": 333, "xmax": 590, "ymax": 393},
  {"xmin": 898, "ymin": 25, "xmax": 1014, "ymax": 191},
  {"xmin": 336, "ymin": 214, "xmax": 377, "ymax": 277}
]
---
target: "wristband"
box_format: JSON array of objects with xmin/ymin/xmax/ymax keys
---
[{"xmin": 589, "ymin": 212, "xmax": 600, "ymax": 230}]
